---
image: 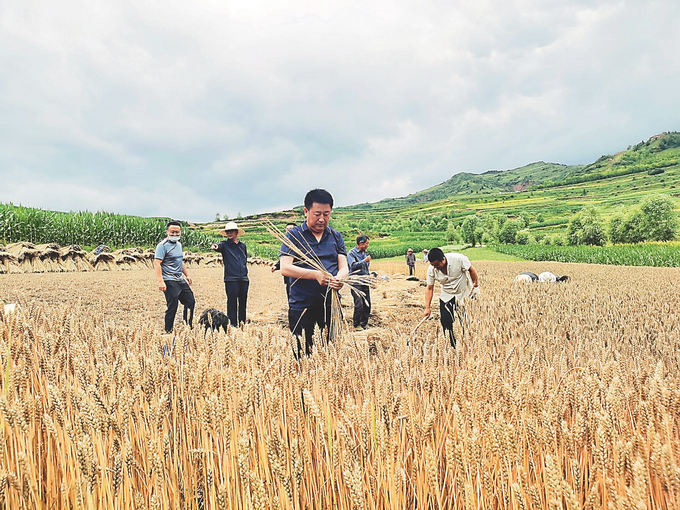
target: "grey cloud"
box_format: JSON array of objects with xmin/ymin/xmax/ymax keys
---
[{"xmin": 1, "ymin": 0, "xmax": 679, "ymax": 220}]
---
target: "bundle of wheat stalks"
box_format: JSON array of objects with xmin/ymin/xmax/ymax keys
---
[
  {"xmin": 1, "ymin": 262, "xmax": 680, "ymax": 508},
  {"xmin": 264, "ymin": 220, "xmax": 377, "ymax": 342}
]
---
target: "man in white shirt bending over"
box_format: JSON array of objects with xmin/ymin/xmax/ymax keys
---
[{"xmin": 423, "ymin": 247, "xmax": 479, "ymax": 348}]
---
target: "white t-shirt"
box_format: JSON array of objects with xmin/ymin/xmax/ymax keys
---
[{"xmin": 426, "ymin": 253, "xmax": 472, "ymax": 303}]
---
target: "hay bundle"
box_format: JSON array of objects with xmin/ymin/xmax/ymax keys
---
[
  {"xmin": 118, "ymin": 248, "xmax": 148, "ymax": 269},
  {"xmin": 112, "ymin": 250, "xmax": 139, "ymax": 270},
  {"xmin": 264, "ymin": 220, "xmax": 378, "ymax": 343},
  {"xmin": 88, "ymin": 249, "xmax": 116, "ymax": 271},
  {"xmin": 202, "ymin": 254, "xmax": 223, "ymax": 268},
  {"xmin": 6, "ymin": 242, "xmax": 46, "ymax": 273},
  {"xmin": 247, "ymin": 257, "xmax": 275, "ymax": 266},
  {"xmin": 0, "ymin": 245, "xmax": 21, "ymax": 274},
  {"xmin": 36, "ymin": 243, "xmax": 65, "ymax": 272},
  {"xmin": 60, "ymin": 245, "xmax": 93, "ymax": 272},
  {"xmin": 138, "ymin": 249, "xmax": 156, "ymax": 269},
  {"xmin": 183, "ymin": 252, "xmax": 203, "ymax": 268}
]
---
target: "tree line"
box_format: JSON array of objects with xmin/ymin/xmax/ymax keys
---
[{"xmin": 456, "ymin": 195, "xmax": 677, "ymax": 247}]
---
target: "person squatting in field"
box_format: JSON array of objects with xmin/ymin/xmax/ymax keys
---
[
  {"xmin": 211, "ymin": 222, "xmax": 249, "ymax": 327},
  {"xmin": 280, "ymin": 189, "xmax": 348, "ymax": 359},
  {"xmin": 154, "ymin": 221, "xmax": 195, "ymax": 333},
  {"xmin": 514, "ymin": 272, "xmax": 569, "ymax": 283},
  {"xmin": 347, "ymin": 235, "xmax": 371, "ymax": 329},
  {"xmin": 423, "ymin": 247, "xmax": 479, "ymax": 348},
  {"xmin": 405, "ymin": 248, "xmax": 416, "ymax": 276}
]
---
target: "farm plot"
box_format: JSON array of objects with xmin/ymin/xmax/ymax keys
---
[{"xmin": 1, "ymin": 262, "xmax": 680, "ymax": 509}]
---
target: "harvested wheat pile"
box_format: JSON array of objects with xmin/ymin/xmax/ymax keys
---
[
  {"xmin": 202, "ymin": 253, "xmax": 224, "ymax": 268},
  {"xmin": 36, "ymin": 243, "xmax": 65, "ymax": 272},
  {"xmin": 183, "ymin": 251, "xmax": 204, "ymax": 268},
  {"xmin": 59, "ymin": 245, "xmax": 93, "ymax": 272},
  {"xmin": 0, "ymin": 245, "xmax": 21, "ymax": 274},
  {"xmin": 6, "ymin": 241, "xmax": 46, "ymax": 273},
  {"xmin": 88, "ymin": 247, "xmax": 117, "ymax": 271}
]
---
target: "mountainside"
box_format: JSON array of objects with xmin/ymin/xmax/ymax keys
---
[
  {"xmin": 341, "ymin": 132, "xmax": 680, "ymax": 212},
  {"xmin": 347, "ymin": 162, "xmax": 581, "ymax": 210}
]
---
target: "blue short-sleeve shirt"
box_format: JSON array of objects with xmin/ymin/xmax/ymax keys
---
[
  {"xmin": 280, "ymin": 222, "xmax": 347, "ymax": 310},
  {"xmin": 155, "ymin": 240, "xmax": 184, "ymax": 281}
]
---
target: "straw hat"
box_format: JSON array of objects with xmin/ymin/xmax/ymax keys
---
[
  {"xmin": 407, "ymin": 248, "xmax": 413, "ymax": 252},
  {"xmin": 219, "ymin": 221, "xmax": 245, "ymax": 236}
]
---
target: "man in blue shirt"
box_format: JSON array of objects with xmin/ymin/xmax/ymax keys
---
[
  {"xmin": 280, "ymin": 189, "xmax": 348, "ymax": 359},
  {"xmin": 347, "ymin": 235, "xmax": 371, "ymax": 329},
  {"xmin": 211, "ymin": 222, "xmax": 249, "ymax": 327},
  {"xmin": 154, "ymin": 221, "xmax": 195, "ymax": 333}
]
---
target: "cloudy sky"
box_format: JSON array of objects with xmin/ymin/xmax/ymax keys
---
[{"xmin": 1, "ymin": 0, "xmax": 679, "ymax": 221}]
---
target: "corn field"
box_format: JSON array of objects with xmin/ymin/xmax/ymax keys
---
[
  {"xmin": 0, "ymin": 204, "xmax": 218, "ymax": 250},
  {"xmin": 1, "ymin": 261, "xmax": 679, "ymax": 509}
]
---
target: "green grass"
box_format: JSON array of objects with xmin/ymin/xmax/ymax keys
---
[{"xmin": 377, "ymin": 245, "xmax": 524, "ymax": 262}]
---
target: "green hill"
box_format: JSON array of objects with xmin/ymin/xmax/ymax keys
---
[
  {"xmin": 3, "ymin": 132, "xmax": 679, "ymax": 261},
  {"xmin": 229, "ymin": 131, "xmax": 680, "ymax": 259}
]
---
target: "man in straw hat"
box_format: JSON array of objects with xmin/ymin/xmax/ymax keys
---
[
  {"xmin": 280, "ymin": 189, "xmax": 348, "ymax": 359},
  {"xmin": 405, "ymin": 248, "xmax": 416, "ymax": 276},
  {"xmin": 154, "ymin": 221, "xmax": 195, "ymax": 333},
  {"xmin": 423, "ymin": 247, "xmax": 479, "ymax": 348},
  {"xmin": 211, "ymin": 221, "xmax": 249, "ymax": 327}
]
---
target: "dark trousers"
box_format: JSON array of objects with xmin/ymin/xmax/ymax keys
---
[
  {"xmin": 408, "ymin": 265, "xmax": 415, "ymax": 276},
  {"xmin": 440, "ymin": 298, "xmax": 460, "ymax": 348},
  {"xmin": 283, "ymin": 276, "xmax": 291, "ymax": 299},
  {"xmin": 225, "ymin": 281, "xmax": 249, "ymax": 327},
  {"xmin": 351, "ymin": 285, "xmax": 371, "ymax": 328},
  {"xmin": 163, "ymin": 280, "xmax": 195, "ymax": 333},
  {"xmin": 288, "ymin": 294, "xmax": 334, "ymax": 359}
]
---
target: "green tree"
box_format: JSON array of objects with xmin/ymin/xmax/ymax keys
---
[
  {"xmin": 461, "ymin": 216, "xmax": 481, "ymax": 246},
  {"xmin": 640, "ymin": 194, "xmax": 677, "ymax": 241},
  {"xmin": 446, "ymin": 222, "xmax": 460, "ymax": 243},
  {"xmin": 498, "ymin": 219, "xmax": 520, "ymax": 244},
  {"xmin": 568, "ymin": 206, "xmax": 606, "ymax": 246},
  {"xmin": 519, "ymin": 212, "xmax": 531, "ymax": 228},
  {"xmin": 515, "ymin": 230, "xmax": 530, "ymax": 245}
]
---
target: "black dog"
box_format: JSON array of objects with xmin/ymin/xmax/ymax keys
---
[{"xmin": 198, "ymin": 308, "xmax": 230, "ymax": 335}]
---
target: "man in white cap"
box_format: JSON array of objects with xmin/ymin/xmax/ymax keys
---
[{"xmin": 211, "ymin": 222, "xmax": 249, "ymax": 327}]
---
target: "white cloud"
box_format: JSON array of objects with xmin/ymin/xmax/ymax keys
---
[{"xmin": 1, "ymin": 0, "xmax": 679, "ymax": 220}]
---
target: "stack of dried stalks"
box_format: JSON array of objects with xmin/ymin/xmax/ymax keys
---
[
  {"xmin": 36, "ymin": 243, "xmax": 64, "ymax": 272},
  {"xmin": 182, "ymin": 251, "xmax": 204, "ymax": 268},
  {"xmin": 113, "ymin": 250, "xmax": 140, "ymax": 270},
  {"xmin": 5, "ymin": 242, "xmax": 46, "ymax": 273},
  {"xmin": 202, "ymin": 253, "xmax": 223, "ymax": 268},
  {"xmin": 0, "ymin": 244, "xmax": 21, "ymax": 274},
  {"xmin": 264, "ymin": 220, "xmax": 377, "ymax": 343},
  {"xmin": 88, "ymin": 246, "xmax": 117, "ymax": 271},
  {"xmin": 59, "ymin": 245, "xmax": 93, "ymax": 272},
  {"xmin": 248, "ymin": 257, "xmax": 276, "ymax": 266},
  {"xmin": 138, "ymin": 248, "xmax": 156, "ymax": 269}
]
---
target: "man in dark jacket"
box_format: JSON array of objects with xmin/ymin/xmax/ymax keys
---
[
  {"xmin": 405, "ymin": 248, "xmax": 416, "ymax": 276},
  {"xmin": 211, "ymin": 222, "xmax": 249, "ymax": 327},
  {"xmin": 347, "ymin": 235, "xmax": 371, "ymax": 329}
]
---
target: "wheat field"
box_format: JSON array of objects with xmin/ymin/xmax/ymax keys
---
[{"xmin": 1, "ymin": 260, "xmax": 679, "ymax": 509}]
